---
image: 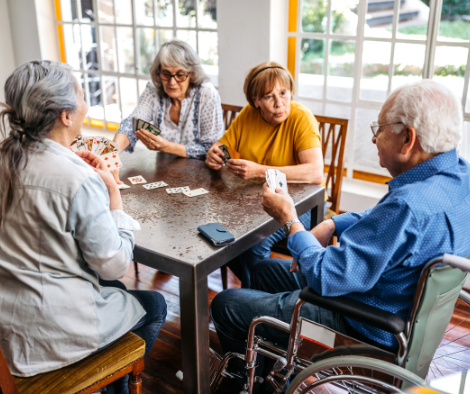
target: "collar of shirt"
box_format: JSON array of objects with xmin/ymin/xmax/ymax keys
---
[{"xmin": 386, "ymin": 148, "xmax": 458, "ymax": 191}]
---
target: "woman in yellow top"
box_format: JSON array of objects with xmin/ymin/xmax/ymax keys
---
[{"xmin": 205, "ymin": 61, "xmax": 324, "ymax": 288}]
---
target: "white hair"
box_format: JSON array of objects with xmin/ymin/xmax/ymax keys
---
[{"xmin": 385, "ymin": 79, "xmax": 463, "ymax": 154}]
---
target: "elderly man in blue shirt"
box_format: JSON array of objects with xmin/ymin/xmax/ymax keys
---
[{"xmin": 211, "ymin": 79, "xmax": 470, "ymax": 392}]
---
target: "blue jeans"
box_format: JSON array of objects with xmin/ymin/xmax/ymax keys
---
[
  {"xmin": 97, "ymin": 282, "xmax": 167, "ymax": 394},
  {"xmin": 211, "ymin": 259, "xmax": 349, "ymax": 393},
  {"xmin": 228, "ymin": 211, "xmax": 312, "ymax": 289}
]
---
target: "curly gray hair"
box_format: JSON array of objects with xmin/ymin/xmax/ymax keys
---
[{"xmin": 150, "ymin": 39, "xmax": 209, "ymax": 97}]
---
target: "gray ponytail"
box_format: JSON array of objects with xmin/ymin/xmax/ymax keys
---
[{"xmin": 0, "ymin": 60, "xmax": 78, "ymax": 225}]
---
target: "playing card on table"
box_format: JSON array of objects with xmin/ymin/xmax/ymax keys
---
[
  {"xmin": 128, "ymin": 175, "xmax": 147, "ymax": 184},
  {"xmin": 118, "ymin": 183, "xmax": 131, "ymax": 189},
  {"xmin": 143, "ymin": 181, "xmax": 168, "ymax": 190},
  {"xmin": 183, "ymin": 188, "xmax": 209, "ymax": 197},
  {"xmin": 101, "ymin": 152, "xmax": 122, "ymax": 170},
  {"xmin": 166, "ymin": 186, "xmax": 190, "ymax": 194}
]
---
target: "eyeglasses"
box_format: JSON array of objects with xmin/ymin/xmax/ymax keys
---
[
  {"xmin": 159, "ymin": 71, "xmax": 190, "ymax": 82},
  {"xmin": 370, "ymin": 121, "xmax": 404, "ymax": 137}
]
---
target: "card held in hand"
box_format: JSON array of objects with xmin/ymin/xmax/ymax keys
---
[
  {"xmin": 132, "ymin": 117, "xmax": 161, "ymax": 137},
  {"xmin": 70, "ymin": 135, "xmax": 122, "ymax": 171},
  {"xmin": 266, "ymin": 169, "xmax": 288, "ymax": 193}
]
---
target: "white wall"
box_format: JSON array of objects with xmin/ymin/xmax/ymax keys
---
[
  {"xmin": 0, "ymin": 0, "xmax": 16, "ymax": 102},
  {"xmin": 217, "ymin": 0, "xmax": 288, "ymax": 106}
]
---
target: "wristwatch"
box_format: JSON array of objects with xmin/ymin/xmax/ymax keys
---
[{"xmin": 283, "ymin": 218, "xmax": 302, "ymax": 236}]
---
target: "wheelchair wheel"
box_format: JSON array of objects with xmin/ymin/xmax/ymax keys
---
[
  {"xmin": 286, "ymin": 356, "xmax": 426, "ymax": 394},
  {"xmin": 428, "ymin": 290, "xmax": 470, "ymax": 381}
]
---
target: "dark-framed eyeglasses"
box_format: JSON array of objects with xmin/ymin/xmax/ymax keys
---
[
  {"xmin": 159, "ymin": 71, "xmax": 190, "ymax": 82},
  {"xmin": 370, "ymin": 121, "xmax": 404, "ymax": 137}
]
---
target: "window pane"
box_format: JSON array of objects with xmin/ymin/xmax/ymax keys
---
[
  {"xmin": 298, "ymin": 99, "xmax": 324, "ymax": 116},
  {"xmin": 98, "ymin": 0, "xmax": 114, "ymax": 23},
  {"xmin": 138, "ymin": 28, "xmax": 156, "ymax": 75},
  {"xmin": 81, "ymin": 25, "xmax": 99, "ymax": 70},
  {"xmin": 176, "ymin": 30, "xmax": 197, "ymax": 52},
  {"xmin": 327, "ymin": 40, "xmax": 355, "ymax": 102},
  {"xmin": 101, "ymin": 26, "xmax": 117, "ymax": 72},
  {"xmin": 433, "ymin": 46, "xmax": 468, "ymax": 103},
  {"xmin": 138, "ymin": 79, "xmax": 149, "ymax": 96},
  {"xmin": 178, "ymin": 0, "xmax": 196, "ymax": 28},
  {"xmin": 74, "ymin": 72, "xmax": 86, "ymax": 104},
  {"xmin": 198, "ymin": 31, "xmax": 218, "ymax": 66},
  {"xmin": 86, "ymin": 74, "xmax": 104, "ymax": 119},
  {"xmin": 460, "ymin": 122, "xmax": 470, "ymax": 163},
  {"xmin": 156, "ymin": 0, "xmax": 173, "ymax": 26},
  {"xmin": 198, "ymin": 0, "xmax": 217, "ymax": 29},
  {"xmin": 396, "ymin": 2, "xmax": 429, "ymax": 41},
  {"xmin": 103, "ymin": 76, "xmax": 121, "ymax": 123},
  {"xmin": 438, "ymin": 0, "xmax": 470, "ymax": 43},
  {"xmin": 116, "ymin": 27, "xmax": 135, "ymax": 73},
  {"xmin": 64, "ymin": 24, "xmax": 82, "ymax": 69},
  {"xmin": 302, "ymin": 0, "xmax": 327, "ymax": 33},
  {"xmin": 156, "ymin": 29, "xmax": 173, "ymax": 50},
  {"xmin": 360, "ymin": 40, "xmax": 391, "ymax": 102},
  {"xmin": 391, "ymin": 43, "xmax": 425, "ymax": 92},
  {"xmin": 120, "ymin": 78, "xmax": 138, "ymax": 118},
  {"xmin": 80, "ymin": 0, "xmax": 95, "ymax": 22},
  {"xmin": 136, "ymin": 0, "xmax": 154, "ymax": 26},
  {"xmin": 299, "ymin": 38, "xmax": 325, "ymax": 99},
  {"xmin": 331, "ymin": 0, "xmax": 359, "ymax": 35},
  {"xmin": 354, "ymin": 107, "xmax": 380, "ymax": 169},
  {"xmin": 115, "ymin": 0, "xmax": 132, "ymax": 25},
  {"xmin": 364, "ymin": 0, "xmax": 392, "ymax": 38},
  {"xmin": 61, "ymin": 0, "xmax": 78, "ymax": 21}
]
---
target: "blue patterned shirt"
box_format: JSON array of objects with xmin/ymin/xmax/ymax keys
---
[
  {"xmin": 288, "ymin": 149, "xmax": 470, "ymax": 349},
  {"xmin": 117, "ymin": 81, "xmax": 224, "ymax": 159}
]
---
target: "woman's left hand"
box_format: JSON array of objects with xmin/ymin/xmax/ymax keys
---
[
  {"xmin": 226, "ymin": 159, "xmax": 262, "ymax": 180},
  {"xmin": 136, "ymin": 128, "xmax": 168, "ymax": 152}
]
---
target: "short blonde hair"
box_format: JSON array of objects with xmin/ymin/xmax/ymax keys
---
[{"xmin": 243, "ymin": 62, "xmax": 295, "ymax": 107}]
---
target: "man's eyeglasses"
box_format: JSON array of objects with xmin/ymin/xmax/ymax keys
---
[
  {"xmin": 370, "ymin": 121, "xmax": 404, "ymax": 137},
  {"xmin": 159, "ymin": 71, "xmax": 190, "ymax": 82}
]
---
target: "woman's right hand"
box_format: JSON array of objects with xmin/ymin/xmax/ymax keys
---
[
  {"xmin": 205, "ymin": 144, "xmax": 225, "ymax": 170},
  {"xmin": 75, "ymin": 151, "xmax": 119, "ymax": 192}
]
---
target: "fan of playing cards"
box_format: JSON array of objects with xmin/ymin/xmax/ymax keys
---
[
  {"xmin": 266, "ymin": 169, "xmax": 288, "ymax": 193},
  {"xmin": 70, "ymin": 136, "xmax": 122, "ymax": 171},
  {"xmin": 132, "ymin": 117, "xmax": 161, "ymax": 137}
]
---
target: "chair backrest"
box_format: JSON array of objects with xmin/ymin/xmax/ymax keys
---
[
  {"xmin": 221, "ymin": 104, "xmax": 244, "ymax": 131},
  {"xmin": 315, "ymin": 115, "xmax": 348, "ymax": 215},
  {"xmin": 0, "ymin": 345, "xmax": 19, "ymax": 394},
  {"xmin": 403, "ymin": 255, "xmax": 470, "ymax": 379}
]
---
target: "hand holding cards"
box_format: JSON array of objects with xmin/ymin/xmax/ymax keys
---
[
  {"xmin": 70, "ymin": 136, "xmax": 122, "ymax": 171},
  {"xmin": 219, "ymin": 144, "xmax": 240, "ymax": 164},
  {"xmin": 266, "ymin": 169, "xmax": 288, "ymax": 193},
  {"xmin": 132, "ymin": 117, "xmax": 161, "ymax": 137}
]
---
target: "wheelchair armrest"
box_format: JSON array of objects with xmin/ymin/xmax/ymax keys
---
[{"xmin": 299, "ymin": 287, "xmax": 405, "ymax": 335}]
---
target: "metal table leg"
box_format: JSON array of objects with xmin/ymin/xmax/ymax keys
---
[
  {"xmin": 179, "ymin": 268, "xmax": 211, "ymax": 394},
  {"xmin": 311, "ymin": 191, "xmax": 326, "ymax": 227}
]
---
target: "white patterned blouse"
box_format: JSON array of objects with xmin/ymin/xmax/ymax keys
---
[{"xmin": 117, "ymin": 81, "xmax": 224, "ymax": 160}]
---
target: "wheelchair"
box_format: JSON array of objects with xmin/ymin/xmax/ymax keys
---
[{"xmin": 209, "ymin": 253, "xmax": 470, "ymax": 394}]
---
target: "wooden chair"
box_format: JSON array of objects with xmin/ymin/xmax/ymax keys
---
[{"xmin": 0, "ymin": 332, "xmax": 145, "ymax": 394}]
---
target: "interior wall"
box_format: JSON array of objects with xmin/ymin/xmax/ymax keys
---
[{"xmin": 0, "ymin": 0, "xmax": 16, "ymax": 102}]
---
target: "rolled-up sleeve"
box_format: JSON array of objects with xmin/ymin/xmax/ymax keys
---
[
  {"xmin": 185, "ymin": 86, "xmax": 224, "ymax": 159},
  {"xmin": 67, "ymin": 176, "xmax": 136, "ymax": 280}
]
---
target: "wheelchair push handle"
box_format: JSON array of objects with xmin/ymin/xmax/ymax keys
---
[{"xmin": 443, "ymin": 254, "xmax": 470, "ymax": 272}]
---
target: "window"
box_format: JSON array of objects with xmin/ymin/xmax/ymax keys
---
[
  {"xmin": 55, "ymin": 0, "xmax": 218, "ymax": 130},
  {"xmin": 288, "ymin": 0, "xmax": 470, "ymax": 181}
]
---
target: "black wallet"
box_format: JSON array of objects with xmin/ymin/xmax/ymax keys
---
[{"xmin": 197, "ymin": 223, "xmax": 235, "ymax": 246}]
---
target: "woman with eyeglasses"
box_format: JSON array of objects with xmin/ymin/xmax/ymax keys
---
[{"xmin": 113, "ymin": 39, "xmax": 224, "ymax": 181}]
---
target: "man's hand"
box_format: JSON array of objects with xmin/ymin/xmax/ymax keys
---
[
  {"xmin": 261, "ymin": 183, "xmax": 297, "ymax": 225},
  {"xmin": 205, "ymin": 144, "xmax": 224, "ymax": 170},
  {"xmin": 311, "ymin": 219, "xmax": 336, "ymax": 247},
  {"xmin": 136, "ymin": 128, "xmax": 168, "ymax": 151},
  {"xmin": 226, "ymin": 159, "xmax": 261, "ymax": 180}
]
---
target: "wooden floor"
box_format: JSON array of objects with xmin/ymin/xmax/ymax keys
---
[{"xmin": 122, "ymin": 263, "xmax": 470, "ymax": 393}]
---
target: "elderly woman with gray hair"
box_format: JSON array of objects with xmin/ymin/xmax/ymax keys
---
[
  {"xmin": 114, "ymin": 39, "xmax": 223, "ymax": 164},
  {"xmin": 0, "ymin": 61, "xmax": 167, "ymax": 394}
]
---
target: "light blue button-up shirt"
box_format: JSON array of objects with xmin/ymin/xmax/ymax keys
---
[{"xmin": 288, "ymin": 149, "xmax": 470, "ymax": 348}]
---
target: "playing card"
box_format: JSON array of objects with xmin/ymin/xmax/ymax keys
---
[
  {"xmin": 266, "ymin": 169, "xmax": 288, "ymax": 193},
  {"xmin": 118, "ymin": 183, "xmax": 131, "ymax": 189},
  {"xmin": 100, "ymin": 140, "xmax": 119, "ymax": 155},
  {"xmin": 143, "ymin": 181, "xmax": 168, "ymax": 190},
  {"xmin": 166, "ymin": 186, "xmax": 190, "ymax": 194},
  {"xmin": 183, "ymin": 188, "xmax": 209, "ymax": 197},
  {"xmin": 76, "ymin": 139, "xmax": 87, "ymax": 152},
  {"xmin": 145, "ymin": 123, "xmax": 161, "ymax": 137},
  {"xmin": 128, "ymin": 175, "xmax": 147, "ymax": 184},
  {"xmin": 219, "ymin": 144, "xmax": 231, "ymax": 164},
  {"xmin": 83, "ymin": 137, "xmax": 94, "ymax": 151},
  {"xmin": 101, "ymin": 152, "xmax": 122, "ymax": 171},
  {"xmin": 70, "ymin": 136, "xmax": 83, "ymax": 152},
  {"xmin": 227, "ymin": 146, "xmax": 240, "ymax": 160}
]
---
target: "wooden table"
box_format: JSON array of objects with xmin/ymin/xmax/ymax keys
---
[{"xmin": 119, "ymin": 145, "xmax": 325, "ymax": 394}]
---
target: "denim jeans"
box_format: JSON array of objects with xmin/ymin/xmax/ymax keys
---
[
  {"xmin": 211, "ymin": 259, "xmax": 349, "ymax": 393},
  {"xmin": 227, "ymin": 211, "xmax": 312, "ymax": 289},
  {"xmin": 97, "ymin": 281, "xmax": 167, "ymax": 394}
]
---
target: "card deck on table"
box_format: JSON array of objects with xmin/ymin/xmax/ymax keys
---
[
  {"xmin": 143, "ymin": 181, "xmax": 168, "ymax": 190},
  {"xmin": 118, "ymin": 183, "xmax": 131, "ymax": 189},
  {"xmin": 166, "ymin": 186, "xmax": 190, "ymax": 194},
  {"xmin": 266, "ymin": 169, "xmax": 288, "ymax": 193},
  {"xmin": 128, "ymin": 175, "xmax": 147, "ymax": 184},
  {"xmin": 132, "ymin": 117, "xmax": 161, "ymax": 137},
  {"xmin": 183, "ymin": 188, "xmax": 209, "ymax": 197}
]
